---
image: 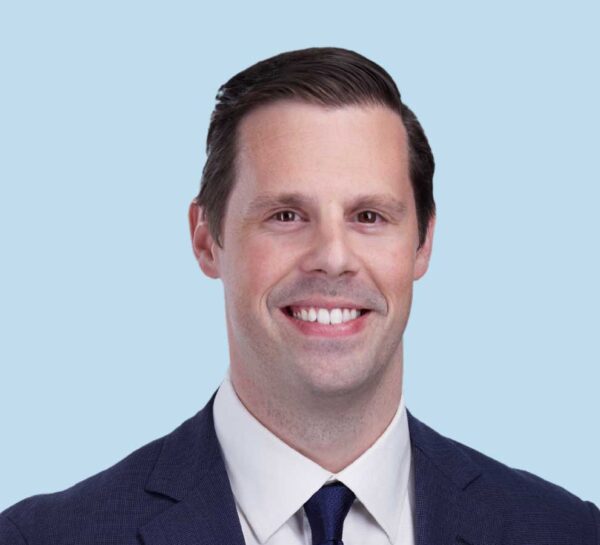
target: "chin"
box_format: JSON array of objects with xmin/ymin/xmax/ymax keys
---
[{"xmin": 292, "ymin": 354, "xmax": 384, "ymax": 398}]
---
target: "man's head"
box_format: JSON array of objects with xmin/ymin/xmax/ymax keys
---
[{"xmin": 189, "ymin": 47, "xmax": 435, "ymax": 423}]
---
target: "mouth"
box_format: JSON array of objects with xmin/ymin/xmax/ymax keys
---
[
  {"xmin": 283, "ymin": 305, "xmax": 369, "ymax": 324},
  {"xmin": 280, "ymin": 305, "xmax": 372, "ymax": 337}
]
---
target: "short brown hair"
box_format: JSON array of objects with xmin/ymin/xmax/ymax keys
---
[{"xmin": 195, "ymin": 47, "xmax": 435, "ymax": 247}]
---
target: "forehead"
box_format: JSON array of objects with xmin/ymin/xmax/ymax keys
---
[{"xmin": 233, "ymin": 100, "xmax": 412, "ymax": 203}]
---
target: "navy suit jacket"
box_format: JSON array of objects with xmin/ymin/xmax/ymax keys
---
[{"xmin": 1, "ymin": 393, "xmax": 598, "ymax": 544}]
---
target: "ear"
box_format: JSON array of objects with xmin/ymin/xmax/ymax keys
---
[
  {"xmin": 414, "ymin": 215, "xmax": 435, "ymax": 281},
  {"xmin": 188, "ymin": 201, "xmax": 220, "ymax": 279}
]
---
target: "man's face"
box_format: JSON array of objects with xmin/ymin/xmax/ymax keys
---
[{"xmin": 191, "ymin": 101, "xmax": 433, "ymax": 402}]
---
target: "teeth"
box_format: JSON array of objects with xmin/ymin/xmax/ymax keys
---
[
  {"xmin": 317, "ymin": 308, "xmax": 330, "ymax": 325},
  {"xmin": 290, "ymin": 307, "xmax": 363, "ymax": 324},
  {"xmin": 330, "ymin": 308, "xmax": 343, "ymax": 324}
]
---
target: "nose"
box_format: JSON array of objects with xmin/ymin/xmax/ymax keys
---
[{"xmin": 300, "ymin": 221, "xmax": 360, "ymax": 277}]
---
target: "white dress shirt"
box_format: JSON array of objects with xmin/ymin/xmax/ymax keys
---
[{"xmin": 213, "ymin": 371, "xmax": 416, "ymax": 545}]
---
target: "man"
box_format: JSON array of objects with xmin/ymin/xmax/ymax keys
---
[{"xmin": 1, "ymin": 47, "xmax": 598, "ymax": 545}]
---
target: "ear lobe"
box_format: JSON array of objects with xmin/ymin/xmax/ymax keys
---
[
  {"xmin": 414, "ymin": 215, "xmax": 435, "ymax": 281},
  {"xmin": 188, "ymin": 202, "xmax": 220, "ymax": 279}
]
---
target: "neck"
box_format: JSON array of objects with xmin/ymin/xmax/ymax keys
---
[{"xmin": 230, "ymin": 360, "xmax": 403, "ymax": 473}]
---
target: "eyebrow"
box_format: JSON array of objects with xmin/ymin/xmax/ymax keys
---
[
  {"xmin": 245, "ymin": 192, "xmax": 317, "ymax": 217},
  {"xmin": 350, "ymin": 194, "xmax": 408, "ymax": 218},
  {"xmin": 245, "ymin": 191, "xmax": 408, "ymax": 219}
]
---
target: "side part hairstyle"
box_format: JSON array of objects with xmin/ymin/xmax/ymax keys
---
[{"xmin": 195, "ymin": 47, "xmax": 435, "ymax": 248}]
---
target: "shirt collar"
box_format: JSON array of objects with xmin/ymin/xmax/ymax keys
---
[
  {"xmin": 213, "ymin": 370, "xmax": 411, "ymax": 544},
  {"xmin": 335, "ymin": 390, "xmax": 411, "ymax": 544}
]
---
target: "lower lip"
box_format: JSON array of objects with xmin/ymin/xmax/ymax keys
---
[{"xmin": 281, "ymin": 309, "xmax": 371, "ymax": 337}]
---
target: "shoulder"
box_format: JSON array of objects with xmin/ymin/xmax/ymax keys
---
[
  {"xmin": 458, "ymin": 438, "xmax": 599, "ymax": 543},
  {"xmin": 407, "ymin": 412, "xmax": 600, "ymax": 543},
  {"xmin": 459, "ymin": 434, "xmax": 593, "ymax": 507},
  {"xmin": 0, "ymin": 436, "xmax": 170, "ymax": 544},
  {"xmin": 0, "ymin": 397, "xmax": 220, "ymax": 545}
]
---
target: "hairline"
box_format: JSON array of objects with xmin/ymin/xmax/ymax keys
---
[{"xmin": 214, "ymin": 97, "xmax": 411, "ymax": 246}]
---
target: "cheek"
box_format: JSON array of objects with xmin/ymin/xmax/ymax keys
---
[
  {"xmin": 364, "ymin": 235, "xmax": 416, "ymax": 274},
  {"xmin": 223, "ymin": 235, "xmax": 295, "ymax": 307},
  {"xmin": 362, "ymin": 238, "xmax": 416, "ymax": 302}
]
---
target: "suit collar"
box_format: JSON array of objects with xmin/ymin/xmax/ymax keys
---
[
  {"xmin": 144, "ymin": 393, "xmax": 223, "ymax": 501},
  {"xmin": 407, "ymin": 409, "xmax": 481, "ymax": 490},
  {"xmin": 407, "ymin": 410, "xmax": 504, "ymax": 545},
  {"xmin": 140, "ymin": 395, "xmax": 503, "ymax": 545},
  {"xmin": 140, "ymin": 393, "xmax": 246, "ymax": 545}
]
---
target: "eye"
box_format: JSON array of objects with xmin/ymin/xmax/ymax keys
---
[
  {"xmin": 356, "ymin": 210, "xmax": 383, "ymax": 224},
  {"xmin": 271, "ymin": 210, "xmax": 302, "ymax": 222}
]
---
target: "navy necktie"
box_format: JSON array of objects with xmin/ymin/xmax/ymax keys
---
[{"xmin": 303, "ymin": 481, "xmax": 356, "ymax": 545}]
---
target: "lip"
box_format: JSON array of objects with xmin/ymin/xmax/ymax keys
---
[
  {"xmin": 280, "ymin": 307, "xmax": 371, "ymax": 337},
  {"xmin": 282, "ymin": 299, "xmax": 368, "ymax": 311}
]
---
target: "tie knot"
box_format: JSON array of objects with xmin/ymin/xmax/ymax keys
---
[{"xmin": 303, "ymin": 482, "xmax": 356, "ymax": 545}]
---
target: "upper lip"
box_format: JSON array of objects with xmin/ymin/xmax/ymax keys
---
[{"xmin": 282, "ymin": 299, "xmax": 369, "ymax": 310}]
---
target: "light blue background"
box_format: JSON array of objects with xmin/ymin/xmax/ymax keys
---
[{"xmin": 1, "ymin": 1, "xmax": 598, "ymax": 511}]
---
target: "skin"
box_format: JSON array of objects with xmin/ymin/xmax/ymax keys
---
[{"xmin": 190, "ymin": 100, "xmax": 434, "ymax": 472}]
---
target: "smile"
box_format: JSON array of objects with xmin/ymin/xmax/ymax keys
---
[
  {"xmin": 285, "ymin": 306, "xmax": 367, "ymax": 325},
  {"xmin": 281, "ymin": 305, "xmax": 371, "ymax": 337}
]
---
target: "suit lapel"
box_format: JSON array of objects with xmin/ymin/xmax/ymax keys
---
[
  {"xmin": 408, "ymin": 411, "xmax": 504, "ymax": 545},
  {"xmin": 138, "ymin": 470, "xmax": 245, "ymax": 545},
  {"xmin": 139, "ymin": 393, "xmax": 246, "ymax": 545}
]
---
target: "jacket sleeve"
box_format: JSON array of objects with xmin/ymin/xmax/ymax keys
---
[
  {"xmin": 587, "ymin": 501, "xmax": 600, "ymax": 545},
  {"xmin": 0, "ymin": 514, "xmax": 27, "ymax": 545}
]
